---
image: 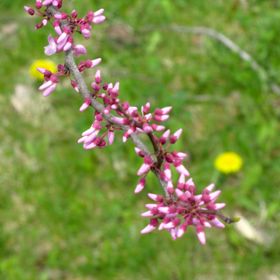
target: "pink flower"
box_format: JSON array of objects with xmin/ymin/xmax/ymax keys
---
[
  {"xmin": 137, "ymin": 156, "xmax": 153, "ymax": 176},
  {"xmin": 134, "ymin": 178, "xmax": 146, "ymax": 194},
  {"xmin": 44, "ymin": 35, "xmax": 57, "ymax": 56},
  {"xmin": 141, "ymin": 177, "xmax": 226, "ymax": 244},
  {"xmin": 79, "ymin": 98, "xmax": 91, "ymax": 112},
  {"xmin": 37, "ymin": 68, "xmax": 59, "ymax": 96},
  {"xmin": 159, "ymin": 129, "xmax": 170, "ymax": 145},
  {"xmin": 73, "ymin": 44, "xmax": 87, "ymax": 56},
  {"xmin": 78, "ymin": 58, "xmax": 102, "ymax": 72},
  {"xmin": 26, "ymin": 0, "xmax": 229, "ymax": 245},
  {"xmin": 36, "ymin": 0, "xmax": 43, "ymax": 9},
  {"xmin": 174, "ymin": 160, "xmax": 190, "ymax": 176},
  {"xmin": 24, "ymin": 6, "xmax": 35, "ymax": 15},
  {"xmin": 170, "ymin": 128, "xmax": 183, "ymax": 144},
  {"xmin": 141, "ymin": 219, "xmax": 158, "ymax": 234}
]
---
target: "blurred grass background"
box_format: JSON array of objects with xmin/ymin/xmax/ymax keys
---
[{"xmin": 1, "ymin": 0, "xmax": 280, "ymax": 279}]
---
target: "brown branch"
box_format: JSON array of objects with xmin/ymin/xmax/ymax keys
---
[
  {"xmin": 47, "ymin": 7, "xmax": 168, "ymax": 194},
  {"xmin": 65, "ymin": 49, "xmax": 169, "ymax": 193}
]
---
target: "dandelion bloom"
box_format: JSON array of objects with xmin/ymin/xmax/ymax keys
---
[
  {"xmin": 29, "ymin": 59, "xmax": 56, "ymax": 80},
  {"xmin": 214, "ymin": 152, "xmax": 243, "ymax": 174}
]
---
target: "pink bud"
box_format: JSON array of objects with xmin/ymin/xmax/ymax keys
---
[
  {"xmin": 92, "ymin": 15, "xmax": 106, "ymax": 24},
  {"xmin": 95, "ymin": 70, "xmax": 102, "ymax": 83},
  {"xmin": 172, "ymin": 151, "xmax": 187, "ymax": 160},
  {"xmin": 213, "ymin": 203, "xmax": 226, "ymax": 210},
  {"xmin": 123, "ymin": 126, "xmax": 135, "ymax": 143},
  {"xmin": 83, "ymin": 130, "xmax": 100, "ymax": 144},
  {"xmin": 57, "ymin": 32, "xmax": 68, "ymax": 44},
  {"xmin": 44, "ymin": 35, "xmax": 57, "ymax": 56},
  {"xmin": 63, "ymin": 40, "xmax": 72, "ymax": 52},
  {"xmin": 90, "ymin": 58, "xmax": 102, "ymax": 68},
  {"xmin": 54, "ymin": 12, "xmax": 68, "ymax": 20},
  {"xmin": 79, "ymin": 98, "xmax": 91, "ymax": 112},
  {"xmin": 71, "ymin": 80, "xmax": 79, "ymax": 92},
  {"xmin": 111, "ymin": 82, "xmax": 120, "ymax": 95},
  {"xmin": 36, "ymin": 0, "xmax": 43, "ymax": 9},
  {"xmin": 141, "ymin": 102, "xmax": 151, "ymax": 114},
  {"xmin": 84, "ymin": 142, "xmax": 97, "ymax": 150},
  {"xmin": 209, "ymin": 190, "xmax": 221, "ymax": 201},
  {"xmin": 53, "ymin": 21, "xmax": 62, "ymax": 35},
  {"xmin": 175, "ymin": 189, "xmax": 184, "ymax": 198},
  {"xmin": 39, "ymin": 80, "xmax": 53, "ymax": 91},
  {"xmin": 186, "ymin": 178, "xmax": 195, "ymax": 188},
  {"xmin": 141, "ymin": 211, "xmax": 153, "ymax": 217},
  {"xmin": 170, "ymin": 128, "xmax": 183, "ymax": 144},
  {"xmin": 148, "ymin": 193, "xmax": 163, "ymax": 202},
  {"xmin": 196, "ymin": 226, "xmax": 206, "ymax": 245},
  {"xmin": 42, "ymin": 83, "xmax": 57, "ymax": 97},
  {"xmin": 153, "ymin": 114, "xmax": 169, "ymax": 122},
  {"xmin": 177, "ymin": 223, "xmax": 188, "ymax": 238},
  {"xmin": 159, "ymin": 129, "xmax": 170, "ymax": 145},
  {"xmin": 155, "ymin": 106, "xmax": 172, "ymax": 115},
  {"xmin": 174, "ymin": 161, "xmax": 190, "ymax": 177},
  {"xmin": 134, "ymin": 147, "xmax": 145, "ymax": 158},
  {"xmin": 163, "ymin": 163, "xmax": 171, "ymax": 180},
  {"xmin": 141, "ymin": 224, "xmax": 156, "ymax": 234},
  {"xmin": 134, "ymin": 178, "xmax": 146, "ymax": 194},
  {"xmin": 210, "ymin": 218, "xmax": 225, "ymax": 228},
  {"xmin": 158, "ymin": 207, "xmax": 170, "ymax": 214},
  {"xmin": 37, "ymin": 68, "xmax": 51, "ymax": 76},
  {"xmin": 177, "ymin": 174, "xmax": 185, "ymax": 189},
  {"xmin": 108, "ymin": 130, "xmax": 115, "ymax": 145},
  {"xmin": 73, "ymin": 44, "xmax": 87, "ymax": 56},
  {"xmin": 24, "ymin": 6, "xmax": 35, "ymax": 15},
  {"xmin": 42, "ymin": 0, "xmax": 53, "ymax": 6},
  {"xmin": 127, "ymin": 106, "xmax": 138, "ymax": 116},
  {"xmin": 82, "ymin": 126, "xmax": 95, "ymax": 137},
  {"xmin": 111, "ymin": 116, "xmax": 129, "ymax": 125},
  {"xmin": 166, "ymin": 180, "xmax": 174, "ymax": 192},
  {"xmin": 81, "ymin": 28, "xmax": 91, "ymax": 38},
  {"xmin": 71, "ymin": 10, "xmax": 78, "ymax": 18},
  {"xmin": 205, "ymin": 183, "xmax": 215, "ymax": 192},
  {"xmin": 145, "ymin": 204, "xmax": 157, "ymax": 210},
  {"xmin": 151, "ymin": 124, "xmax": 165, "ymax": 131},
  {"xmin": 42, "ymin": 19, "xmax": 48, "ymax": 26},
  {"xmin": 137, "ymin": 163, "xmax": 151, "ymax": 176},
  {"xmin": 94, "ymin": 8, "xmax": 104, "ymax": 17},
  {"xmin": 142, "ymin": 123, "xmax": 153, "ymax": 133}
]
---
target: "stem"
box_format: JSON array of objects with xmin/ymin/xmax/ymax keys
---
[{"xmin": 47, "ymin": 7, "xmax": 168, "ymax": 194}]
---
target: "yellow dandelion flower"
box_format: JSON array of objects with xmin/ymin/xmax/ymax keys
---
[
  {"xmin": 214, "ymin": 152, "xmax": 243, "ymax": 174},
  {"xmin": 29, "ymin": 59, "xmax": 57, "ymax": 80}
]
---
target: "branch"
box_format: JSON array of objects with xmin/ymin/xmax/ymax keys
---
[
  {"xmin": 25, "ymin": 1, "xmax": 233, "ymax": 244},
  {"xmin": 142, "ymin": 24, "xmax": 280, "ymax": 94},
  {"xmin": 65, "ymin": 47, "xmax": 169, "ymax": 193},
  {"xmin": 52, "ymin": 11, "xmax": 169, "ymax": 194}
]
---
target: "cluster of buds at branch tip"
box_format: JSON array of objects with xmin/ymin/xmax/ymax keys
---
[
  {"xmin": 24, "ymin": 0, "xmax": 105, "ymax": 54},
  {"xmin": 24, "ymin": 0, "xmax": 235, "ymax": 245},
  {"xmin": 141, "ymin": 177, "xmax": 226, "ymax": 244}
]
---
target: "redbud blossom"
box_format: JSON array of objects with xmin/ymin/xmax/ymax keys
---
[
  {"xmin": 24, "ymin": 6, "xmax": 35, "ymax": 15},
  {"xmin": 25, "ymin": 0, "xmax": 229, "ymax": 245}
]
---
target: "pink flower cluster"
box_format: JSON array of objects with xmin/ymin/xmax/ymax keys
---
[
  {"xmin": 141, "ymin": 176, "xmax": 225, "ymax": 244},
  {"xmin": 37, "ymin": 67, "xmax": 59, "ymax": 96},
  {"xmin": 25, "ymin": 0, "xmax": 229, "ymax": 245},
  {"xmin": 24, "ymin": 1, "xmax": 105, "ymax": 55}
]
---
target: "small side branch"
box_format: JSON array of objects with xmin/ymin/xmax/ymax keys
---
[
  {"xmin": 170, "ymin": 25, "xmax": 268, "ymax": 87},
  {"xmin": 143, "ymin": 24, "xmax": 279, "ymax": 94},
  {"xmin": 65, "ymin": 49, "xmax": 168, "ymax": 193}
]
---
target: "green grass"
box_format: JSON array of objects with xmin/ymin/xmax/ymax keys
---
[{"xmin": 1, "ymin": 0, "xmax": 280, "ymax": 279}]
